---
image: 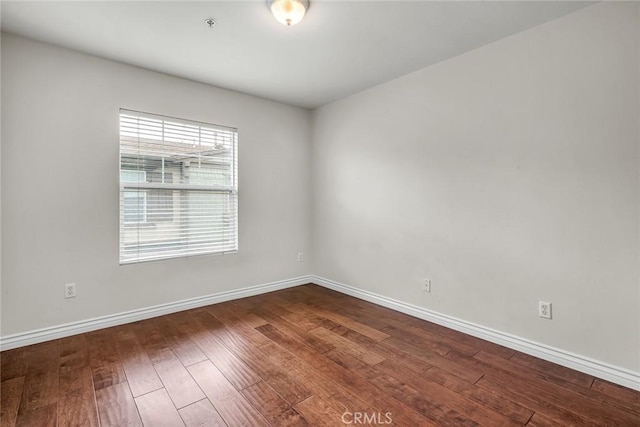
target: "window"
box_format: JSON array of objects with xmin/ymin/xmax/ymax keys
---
[{"xmin": 119, "ymin": 109, "xmax": 238, "ymax": 264}]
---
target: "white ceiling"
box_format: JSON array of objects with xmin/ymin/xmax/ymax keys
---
[{"xmin": 1, "ymin": 1, "xmax": 592, "ymax": 109}]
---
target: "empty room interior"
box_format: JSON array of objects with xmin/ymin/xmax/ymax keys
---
[{"xmin": 1, "ymin": 0, "xmax": 639, "ymax": 426}]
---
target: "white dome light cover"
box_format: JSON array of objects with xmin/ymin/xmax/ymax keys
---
[{"xmin": 268, "ymin": 0, "xmax": 309, "ymax": 27}]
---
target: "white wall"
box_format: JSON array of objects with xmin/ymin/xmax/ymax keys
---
[
  {"xmin": 1, "ymin": 34, "xmax": 312, "ymax": 336},
  {"xmin": 311, "ymin": 2, "xmax": 640, "ymax": 371}
]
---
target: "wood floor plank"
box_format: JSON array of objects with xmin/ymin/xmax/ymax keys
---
[
  {"xmin": 381, "ymin": 324, "xmax": 470, "ymax": 356},
  {"xmin": 324, "ymin": 348, "xmax": 372, "ymax": 373},
  {"xmin": 58, "ymin": 385, "xmax": 100, "ymax": 427},
  {"xmin": 351, "ymin": 360, "xmax": 476, "ymax": 427},
  {"xmin": 280, "ymin": 286, "xmax": 322, "ymax": 303},
  {"xmin": 509, "ymin": 352, "xmax": 594, "ymax": 389},
  {"xmin": 59, "ymin": 364, "xmax": 94, "ymax": 398},
  {"xmin": 251, "ymin": 306, "xmax": 335, "ymax": 354},
  {"xmin": 256, "ymin": 324, "xmax": 440, "ymax": 427},
  {"xmin": 241, "ymin": 381, "xmax": 309, "ymax": 426},
  {"xmin": 378, "ymin": 311, "xmax": 514, "ymax": 359},
  {"xmin": 366, "ymin": 372, "xmax": 477, "ymax": 427},
  {"xmin": 307, "ymin": 326, "xmax": 385, "ymax": 366},
  {"xmin": 18, "ymin": 341, "xmax": 60, "ymax": 415},
  {"xmin": 256, "ymin": 341, "xmax": 371, "ymax": 412},
  {"xmin": 113, "ymin": 327, "xmax": 164, "ymax": 397},
  {"xmin": 183, "ymin": 310, "xmax": 262, "ymax": 391},
  {"xmin": 525, "ymin": 412, "xmax": 566, "ymax": 427},
  {"xmin": 480, "ymin": 370, "xmax": 640, "ymax": 426},
  {"xmin": 290, "ymin": 301, "xmax": 391, "ymax": 342},
  {"xmin": 204, "ymin": 304, "xmax": 272, "ymax": 348},
  {"xmin": 479, "ymin": 349, "xmax": 636, "ymax": 411},
  {"xmin": 330, "ymin": 324, "xmax": 433, "ymax": 374},
  {"xmin": 178, "ymin": 399, "xmax": 226, "ymax": 427},
  {"xmin": 59, "ymin": 334, "xmax": 90, "ymax": 372},
  {"xmin": 153, "ymin": 358, "xmax": 205, "ymax": 409},
  {"xmin": 95, "ymin": 382, "xmax": 143, "ymax": 427},
  {"xmin": 424, "ymin": 366, "xmax": 534, "ymax": 424},
  {"xmin": 451, "ymin": 349, "xmax": 564, "ymax": 388},
  {"xmin": 293, "ymin": 395, "xmax": 346, "ymax": 427},
  {"xmin": 58, "ymin": 336, "xmax": 99, "ymax": 426},
  {"xmin": 477, "ymin": 375, "xmax": 599, "ymax": 426},
  {"xmin": 450, "ymin": 350, "xmax": 640, "ymax": 421},
  {"xmin": 14, "ymin": 404, "xmax": 56, "ymax": 427},
  {"xmin": 87, "ymin": 329, "xmax": 127, "ymax": 390},
  {"xmin": 538, "ymin": 376, "xmax": 640, "ymax": 426},
  {"xmin": 212, "ymin": 298, "xmax": 271, "ymax": 328},
  {"xmin": 132, "ymin": 319, "xmax": 177, "ymax": 365},
  {"xmin": 1, "ymin": 348, "xmax": 26, "ymax": 382},
  {"xmin": 135, "ymin": 388, "xmax": 185, "ymax": 427},
  {"xmin": 255, "ymin": 324, "xmax": 331, "ymax": 371},
  {"xmin": 256, "ymin": 331, "xmax": 380, "ymax": 419},
  {"xmin": 158, "ymin": 312, "xmax": 208, "ymax": 367},
  {"xmin": 58, "ymin": 365, "xmax": 99, "ymax": 427},
  {"xmin": 1, "ymin": 377, "xmax": 24, "ymax": 427},
  {"xmin": 200, "ymin": 315, "xmax": 313, "ymax": 405},
  {"xmin": 265, "ymin": 298, "xmax": 331, "ymax": 332},
  {"xmin": 380, "ymin": 336, "xmax": 482, "ymax": 383},
  {"xmin": 187, "ymin": 360, "xmax": 269, "ymax": 427},
  {"xmin": 235, "ymin": 311, "xmax": 269, "ymax": 328},
  {"xmin": 59, "ymin": 335, "xmax": 92, "ymax": 395},
  {"xmin": 591, "ymin": 378, "xmax": 640, "ymax": 405},
  {"xmin": 373, "ymin": 359, "xmax": 519, "ymax": 426}
]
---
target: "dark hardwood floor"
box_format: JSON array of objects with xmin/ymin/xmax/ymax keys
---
[{"xmin": 1, "ymin": 284, "xmax": 639, "ymax": 426}]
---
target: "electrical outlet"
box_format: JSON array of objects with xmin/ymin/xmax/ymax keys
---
[
  {"xmin": 539, "ymin": 301, "xmax": 552, "ymax": 319},
  {"xmin": 297, "ymin": 252, "xmax": 304, "ymax": 262},
  {"xmin": 64, "ymin": 283, "xmax": 76, "ymax": 299},
  {"xmin": 423, "ymin": 279, "xmax": 431, "ymax": 292}
]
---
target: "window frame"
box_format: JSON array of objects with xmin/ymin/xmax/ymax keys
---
[{"xmin": 118, "ymin": 109, "xmax": 238, "ymax": 265}]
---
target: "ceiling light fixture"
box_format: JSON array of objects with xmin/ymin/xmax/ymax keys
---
[{"xmin": 268, "ymin": 0, "xmax": 309, "ymax": 27}]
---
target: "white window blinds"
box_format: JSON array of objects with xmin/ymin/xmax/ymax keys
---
[{"xmin": 119, "ymin": 109, "xmax": 238, "ymax": 264}]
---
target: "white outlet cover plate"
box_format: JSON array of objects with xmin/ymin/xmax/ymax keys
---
[
  {"xmin": 65, "ymin": 283, "xmax": 76, "ymax": 298},
  {"xmin": 539, "ymin": 301, "xmax": 552, "ymax": 319}
]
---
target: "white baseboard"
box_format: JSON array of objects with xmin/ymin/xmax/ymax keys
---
[
  {"xmin": 0, "ymin": 275, "xmax": 313, "ymax": 351},
  {"xmin": 312, "ymin": 275, "xmax": 640, "ymax": 392}
]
